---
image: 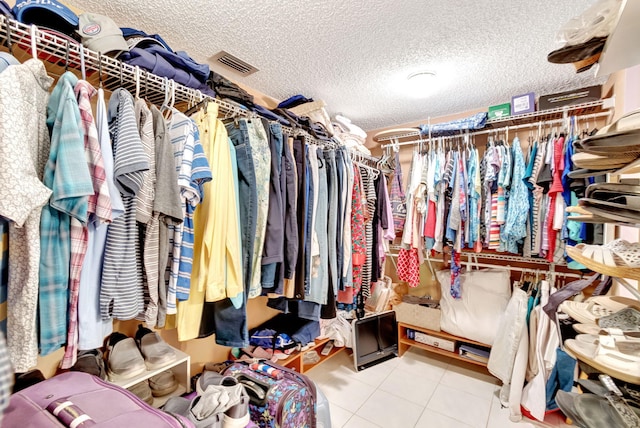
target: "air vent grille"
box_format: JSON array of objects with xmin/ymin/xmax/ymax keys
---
[{"xmin": 212, "ymin": 51, "xmax": 258, "ymax": 76}]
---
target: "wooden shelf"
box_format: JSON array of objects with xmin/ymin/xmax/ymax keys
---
[
  {"xmin": 109, "ymin": 346, "xmax": 191, "ymax": 408},
  {"xmin": 278, "ymin": 337, "xmax": 346, "ymax": 374},
  {"xmin": 398, "ymin": 322, "xmax": 491, "ymax": 370}
]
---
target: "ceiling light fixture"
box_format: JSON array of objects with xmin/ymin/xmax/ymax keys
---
[
  {"xmin": 408, "ymin": 70, "xmax": 437, "ymax": 84},
  {"xmin": 404, "ymin": 70, "xmax": 437, "ymax": 97}
]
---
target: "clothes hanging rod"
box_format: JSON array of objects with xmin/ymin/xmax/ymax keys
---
[
  {"xmin": 380, "ymin": 111, "xmax": 612, "ymax": 149},
  {"xmin": 459, "ymin": 260, "xmax": 583, "ymax": 280}
]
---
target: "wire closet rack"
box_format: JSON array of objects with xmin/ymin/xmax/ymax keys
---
[
  {"xmin": 0, "ymin": 15, "xmax": 248, "ymax": 116},
  {"xmin": 374, "ymin": 98, "xmax": 614, "ymax": 147}
]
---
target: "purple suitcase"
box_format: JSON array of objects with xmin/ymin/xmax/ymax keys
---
[
  {"xmin": 2, "ymin": 371, "xmax": 193, "ymax": 427},
  {"xmin": 222, "ymin": 360, "xmax": 317, "ymax": 428}
]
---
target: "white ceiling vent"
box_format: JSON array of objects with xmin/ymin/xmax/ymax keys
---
[{"xmin": 212, "ymin": 51, "xmax": 259, "ymax": 76}]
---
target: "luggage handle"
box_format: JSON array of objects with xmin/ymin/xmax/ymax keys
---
[{"xmin": 232, "ymin": 374, "xmax": 271, "ymax": 406}]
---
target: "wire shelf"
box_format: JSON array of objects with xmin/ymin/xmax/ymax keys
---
[
  {"xmin": 0, "ymin": 15, "xmax": 248, "ymax": 117},
  {"xmin": 377, "ymin": 99, "xmax": 613, "ymax": 147}
]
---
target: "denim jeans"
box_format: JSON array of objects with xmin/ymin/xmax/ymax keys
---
[
  {"xmin": 324, "ymin": 150, "xmax": 338, "ymax": 295},
  {"xmin": 334, "ymin": 148, "xmax": 345, "ymax": 291},
  {"xmin": 246, "ymin": 120, "xmax": 271, "ymax": 298},
  {"xmin": 200, "ymin": 119, "xmax": 257, "ymax": 347},
  {"xmin": 282, "ymin": 137, "xmax": 298, "ymax": 283},
  {"xmin": 293, "ymin": 137, "xmax": 307, "ymax": 299},
  {"xmin": 260, "ymin": 120, "xmax": 284, "ymax": 292},
  {"xmin": 304, "ymin": 145, "xmax": 313, "ymax": 297},
  {"xmin": 308, "ymin": 147, "xmax": 329, "ymax": 305}
]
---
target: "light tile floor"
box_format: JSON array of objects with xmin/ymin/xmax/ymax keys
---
[{"xmin": 307, "ymin": 348, "xmax": 572, "ymax": 428}]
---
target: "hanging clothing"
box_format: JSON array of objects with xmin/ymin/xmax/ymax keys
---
[
  {"xmin": 39, "ymin": 71, "xmax": 93, "ymax": 356},
  {"xmin": 246, "ymin": 120, "xmax": 271, "ymax": 298},
  {"xmin": 61, "ymin": 79, "xmax": 113, "ymax": 369},
  {"xmin": 78, "ymin": 88, "xmax": 124, "ymax": 350},
  {"xmin": 178, "ymin": 103, "xmax": 240, "ymax": 341},
  {"xmin": 100, "ymin": 88, "xmax": 149, "ymax": 321},
  {"xmin": 502, "ymin": 138, "xmax": 529, "ymax": 254},
  {"xmin": 0, "ymin": 59, "xmax": 53, "ymax": 372},
  {"xmin": 149, "ymin": 105, "xmax": 183, "ymax": 328}
]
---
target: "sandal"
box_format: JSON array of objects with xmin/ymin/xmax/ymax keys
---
[
  {"xmin": 565, "ymin": 333, "xmax": 640, "ymax": 384},
  {"xmin": 599, "ymin": 307, "xmax": 640, "ymax": 331},
  {"xmin": 560, "ymin": 296, "xmax": 636, "ymax": 325},
  {"xmin": 566, "ymin": 240, "xmax": 640, "ymax": 281}
]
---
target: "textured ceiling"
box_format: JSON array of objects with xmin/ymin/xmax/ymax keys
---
[{"xmin": 65, "ymin": 0, "xmax": 605, "ymax": 131}]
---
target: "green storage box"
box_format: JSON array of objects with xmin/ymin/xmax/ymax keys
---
[{"xmin": 488, "ymin": 103, "xmax": 511, "ymax": 120}]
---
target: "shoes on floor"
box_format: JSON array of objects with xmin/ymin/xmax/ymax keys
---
[
  {"xmin": 107, "ymin": 332, "xmax": 147, "ymax": 382},
  {"xmin": 195, "ymin": 371, "xmax": 250, "ymax": 427},
  {"xmin": 149, "ymin": 370, "xmax": 178, "ymax": 397},
  {"xmin": 128, "ymin": 380, "xmax": 154, "ymax": 405},
  {"xmin": 70, "ymin": 349, "xmax": 107, "ymax": 380},
  {"xmin": 136, "ymin": 324, "xmax": 177, "ymax": 370},
  {"xmin": 163, "ymin": 395, "xmax": 224, "ymax": 428}
]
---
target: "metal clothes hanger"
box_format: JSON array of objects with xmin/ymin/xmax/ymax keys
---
[
  {"xmin": 4, "ymin": 17, "xmax": 13, "ymax": 54},
  {"xmin": 97, "ymin": 52, "xmax": 103, "ymax": 89},
  {"xmin": 64, "ymin": 39, "xmax": 70, "ymax": 72},
  {"xmin": 134, "ymin": 66, "xmax": 140, "ymax": 100},
  {"xmin": 79, "ymin": 45, "xmax": 86, "ymax": 81},
  {"xmin": 119, "ymin": 61, "xmax": 124, "ymax": 87},
  {"xmin": 29, "ymin": 25, "xmax": 37, "ymax": 60}
]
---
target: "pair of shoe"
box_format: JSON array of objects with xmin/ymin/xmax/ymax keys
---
[
  {"xmin": 164, "ymin": 371, "xmax": 249, "ymax": 428},
  {"xmin": 107, "ymin": 325, "xmax": 177, "ymax": 382},
  {"xmin": 71, "ymin": 349, "xmax": 107, "ymax": 380},
  {"xmin": 128, "ymin": 370, "xmax": 179, "ymax": 405}
]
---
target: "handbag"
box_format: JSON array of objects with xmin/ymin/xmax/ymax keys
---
[{"xmin": 390, "ymin": 151, "xmax": 407, "ymax": 233}]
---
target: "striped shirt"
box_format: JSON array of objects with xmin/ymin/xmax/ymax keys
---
[
  {"xmin": 167, "ymin": 113, "xmax": 211, "ymax": 313},
  {"xmin": 40, "ymin": 72, "xmax": 93, "ymax": 355},
  {"xmin": 100, "ymin": 88, "xmax": 149, "ymax": 321},
  {"xmin": 134, "ymin": 100, "xmax": 157, "ymax": 326},
  {"xmin": 61, "ymin": 80, "xmax": 112, "ymax": 369}
]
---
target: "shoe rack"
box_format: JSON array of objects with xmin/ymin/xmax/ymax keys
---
[
  {"xmin": 109, "ymin": 345, "xmax": 191, "ymax": 408},
  {"xmin": 277, "ymin": 337, "xmax": 345, "ymax": 374}
]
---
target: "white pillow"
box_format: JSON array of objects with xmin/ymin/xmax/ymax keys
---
[{"xmin": 437, "ymin": 268, "xmax": 512, "ymax": 346}]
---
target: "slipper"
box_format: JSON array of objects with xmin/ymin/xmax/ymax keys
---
[
  {"xmin": 579, "ymin": 109, "xmax": 640, "ymax": 153},
  {"xmin": 574, "ymin": 393, "xmax": 640, "ymax": 428},
  {"xmin": 566, "ymin": 240, "xmax": 640, "ymax": 281},
  {"xmin": 585, "ymin": 183, "xmax": 640, "ymax": 200},
  {"xmin": 555, "ymin": 391, "xmax": 588, "ymax": 428},
  {"xmin": 565, "ymin": 338, "xmax": 640, "ymax": 384},
  {"xmin": 547, "ymin": 36, "xmax": 607, "ymax": 64},
  {"xmin": 599, "ymin": 307, "xmax": 640, "ymax": 331},
  {"xmin": 574, "ymin": 205, "xmax": 640, "ymax": 226},
  {"xmin": 568, "ymin": 168, "xmax": 617, "ymax": 179},
  {"xmin": 560, "ymin": 296, "xmax": 637, "ymax": 324},
  {"xmin": 571, "ymin": 152, "xmax": 637, "ymax": 170},
  {"xmin": 574, "ymin": 323, "xmax": 603, "ymax": 335}
]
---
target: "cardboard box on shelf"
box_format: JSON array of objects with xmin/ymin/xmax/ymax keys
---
[
  {"xmin": 488, "ymin": 103, "xmax": 511, "ymax": 120},
  {"xmin": 539, "ymin": 85, "xmax": 601, "ymax": 111}
]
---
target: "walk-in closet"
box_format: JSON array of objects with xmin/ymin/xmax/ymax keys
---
[{"xmin": 0, "ymin": 1, "xmax": 639, "ymax": 427}]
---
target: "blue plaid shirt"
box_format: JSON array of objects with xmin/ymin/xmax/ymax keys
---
[{"xmin": 39, "ymin": 72, "xmax": 93, "ymax": 355}]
